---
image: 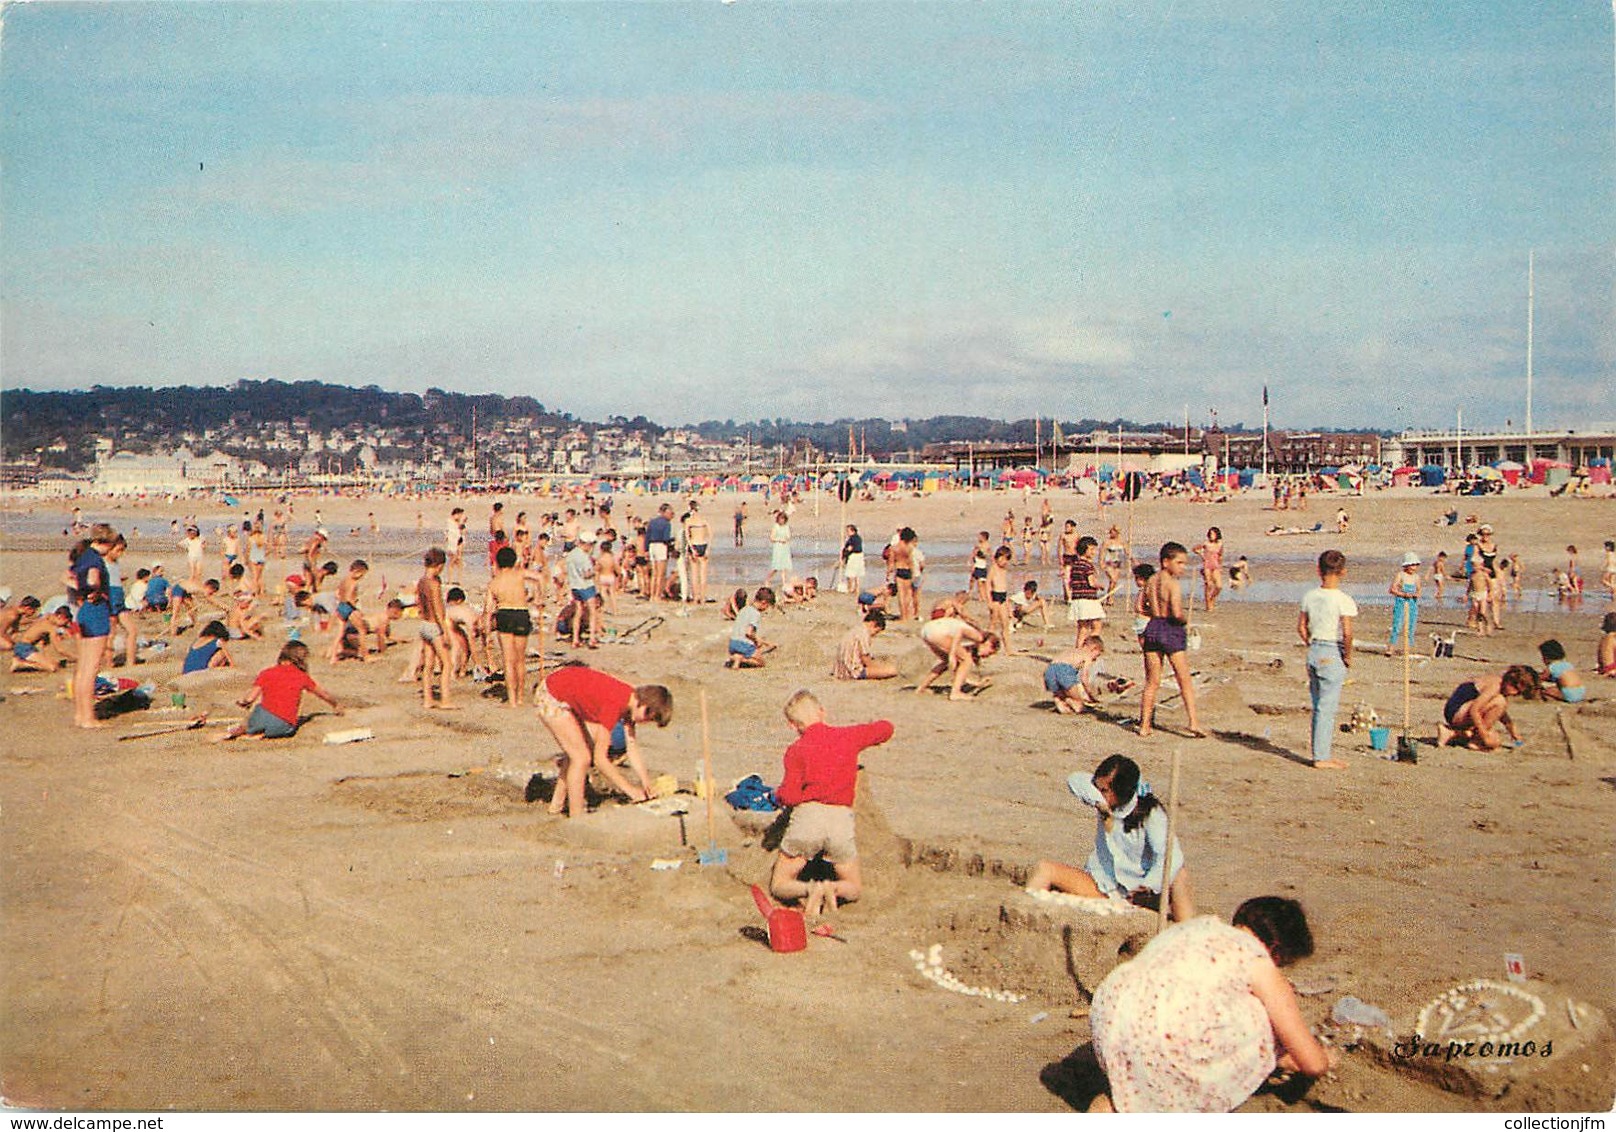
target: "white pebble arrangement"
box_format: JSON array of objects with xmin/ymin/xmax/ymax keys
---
[
  {"xmin": 908, "ymin": 943, "xmax": 1025, "ymax": 1003},
  {"xmin": 1416, "ymin": 979, "xmax": 1546, "ymax": 1044},
  {"xmin": 1024, "ymin": 888, "xmax": 1132, "ymax": 916}
]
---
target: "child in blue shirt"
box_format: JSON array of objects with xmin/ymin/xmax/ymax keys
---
[{"xmin": 1026, "ymin": 754, "xmax": 1195, "ymax": 921}]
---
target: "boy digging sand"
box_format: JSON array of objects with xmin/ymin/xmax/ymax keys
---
[{"xmin": 770, "ymin": 690, "xmax": 894, "ymax": 919}]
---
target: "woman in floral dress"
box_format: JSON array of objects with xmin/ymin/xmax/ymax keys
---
[{"xmin": 1089, "ymin": 896, "xmax": 1337, "ymax": 1112}]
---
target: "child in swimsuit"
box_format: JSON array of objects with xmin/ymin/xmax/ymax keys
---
[
  {"xmin": 1100, "ymin": 526, "xmax": 1126, "ymax": 603},
  {"xmin": 1192, "ymin": 528, "xmax": 1224, "ymax": 612},
  {"xmin": 969, "ymin": 532, "xmax": 992, "ymax": 604},
  {"xmin": 1537, "ymin": 639, "xmax": 1585, "ymax": 703},
  {"xmin": 1429, "ymin": 551, "xmax": 1448, "ymax": 600},
  {"xmin": 1598, "ymin": 612, "xmax": 1616, "ymax": 677},
  {"xmin": 1437, "ymin": 666, "xmax": 1535, "ymax": 750},
  {"xmin": 1131, "ymin": 563, "xmax": 1155, "ymax": 644},
  {"xmin": 1139, "ymin": 543, "xmax": 1204, "ymax": 738},
  {"xmin": 488, "ymin": 546, "xmax": 533, "ymax": 706},
  {"xmin": 986, "ymin": 546, "xmax": 1013, "ymax": 647}
]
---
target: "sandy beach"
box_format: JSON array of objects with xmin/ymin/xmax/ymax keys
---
[{"xmin": 2, "ymin": 485, "xmax": 1613, "ymax": 1113}]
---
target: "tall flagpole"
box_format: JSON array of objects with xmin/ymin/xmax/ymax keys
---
[
  {"xmin": 1526, "ymin": 249, "xmax": 1534, "ymax": 442},
  {"xmin": 1261, "ymin": 385, "xmax": 1270, "ymax": 483}
]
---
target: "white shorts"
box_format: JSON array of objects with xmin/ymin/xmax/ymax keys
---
[
  {"xmin": 649, "ymin": 543, "xmax": 669, "ymax": 563},
  {"xmin": 1067, "ymin": 598, "xmax": 1106, "ymax": 623}
]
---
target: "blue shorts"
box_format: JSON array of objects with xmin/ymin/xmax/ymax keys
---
[
  {"xmin": 729, "ymin": 639, "xmax": 757, "ymax": 658},
  {"xmin": 76, "ymin": 602, "xmax": 112, "ymax": 640},
  {"xmin": 1560, "ymin": 685, "xmax": 1586, "ymax": 704},
  {"xmin": 246, "ymin": 704, "xmax": 298, "ymax": 739},
  {"xmin": 337, "ymin": 601, "xmax": 356, "ymax": 621},
  {"xmin": 572, "ymin": 586, "xmax": 598, "ymax": 603},
  {"xmin": 13, "ymin": 642, "xmax": 36, "ymax": 660},
  {"xmin": 1044, "ymin": 662, "xmax": 1080, "ymax": 695},
  {"xmin": 109, "ymin": 587, "xmax": 127, "ymax": 616}
]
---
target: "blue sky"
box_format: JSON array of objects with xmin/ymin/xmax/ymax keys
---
[{"xmin": 2, "ymin": 2, "xmax": 1611, "ymax": 430}]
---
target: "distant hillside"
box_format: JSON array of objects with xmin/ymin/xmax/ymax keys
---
[
  {"xmin": 1, "ymin": 379, "xmax": 1259, "ymax": 472},
  {"xmin": 0, "ymin": 381, "xmax": 594, "ymax": 471}
]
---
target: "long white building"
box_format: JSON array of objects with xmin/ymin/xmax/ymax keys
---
[{"xmin": 1389, "ymin": 427, "xmax": 1616, "ymax": 470}]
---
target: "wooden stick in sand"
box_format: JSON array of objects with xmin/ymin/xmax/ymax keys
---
[
  {"xmin": 118, "ymin": 714, "xmax": 210, "ymax": 742},
  {"xmin": 1156, "ymin": 745, "xmax": 1182, "ymax": 935},
  {"xmin": 1402, "ymin": 641, "xmax": 1412, "ymax": 740},
  {"xmin": 698, "ymin": 688, "xmax": 727, "ymax": 865}
]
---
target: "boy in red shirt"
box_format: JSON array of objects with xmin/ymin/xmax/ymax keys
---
[
  {"xmin": 769, "ymin": 690, "xmax": 894, "ymax": 917},
  {"xmin": 536, "ymin": 664, "xmax": 673, "ymax": 818},
  {"xmin": 221, "ymin": 640, "xmax": 341, "ymax": 740}
]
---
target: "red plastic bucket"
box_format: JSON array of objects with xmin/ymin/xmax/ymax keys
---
[{"xmin": 751, "ymin": 885, "xmax": 807, "ymax": 953}]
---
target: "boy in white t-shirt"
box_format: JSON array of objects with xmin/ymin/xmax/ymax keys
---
[
  {"xmin": 1296, "ymin": 549, "xmax": 1357, "ymax": 769},
  {"xmin": 726, "ymin": 587, "xmax": 776, "ymax": 669}
]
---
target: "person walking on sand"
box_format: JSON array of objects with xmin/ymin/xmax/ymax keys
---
[
  {"xmin": 1057, "ymin": 520, "xmax": 1079, "ymax": 600},
  {"xmin": 765, "ymin": 510, "xmax": 793, "ymax": 591},
  {"xmin": 444, "ymin": 507, "xmax": 466, "ymax": 584},
  {"xmin": 411, "ymin": 547, "xmax": 457, "ymax": 711},
  {"xmin": 841, "ymin": 525, "xmax": 867, "ymax": 596},
  {"xmin": 1138, "ymin": 543, "xmax": 1205, "ymax": 738},
  {"xmin": 1297, "ymin": 550, "xmax": 1356, "ymax": 769},
  {"xmin": 1192, "ymin": 527, "xmax": 1224, "ymax": 612},
  {"xmin": 1100, "ymin": 525, "xmax": 1128, "ymax": 604}
]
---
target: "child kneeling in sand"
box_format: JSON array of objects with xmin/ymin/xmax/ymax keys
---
[
  {"xmin": 221, "ymin": 640, "xmax": 341, "ymax": 740},
  {"xmin": 769, "ymin": 690, "xmax": 894, "ymax": 918},
  {"xmin": 1043, "ymin": 637, "xmax": 1131, "ymax": 714},
  {"xmin": 1026, "ymin": 753, "xmax": 1195, "ymax": 921}
]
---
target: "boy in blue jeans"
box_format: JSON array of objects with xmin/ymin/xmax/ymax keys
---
[
  {"xmin": 1297, "ymin": 550, "xmax": 1357, "ymax": 770},
  {"xmin": 726, "ymin": 587, "xmax": 776, "ymax": 669}
]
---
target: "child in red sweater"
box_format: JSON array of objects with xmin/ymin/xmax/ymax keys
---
[
  {"xmin": 769, "ymin": 690, "xmax": 894, "ymax": 918},
  {"xmin": 221, "ymin": 640, "xmax": 341, "ymax": 740}
]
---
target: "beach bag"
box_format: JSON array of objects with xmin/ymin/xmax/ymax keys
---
[
  {"xmin": 750, "ymin": 885, "xmax": 807, "ymax": 953},
  {"xmin": 724, "ymin": 774, "xmax": 778, "ymax": 812}
]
